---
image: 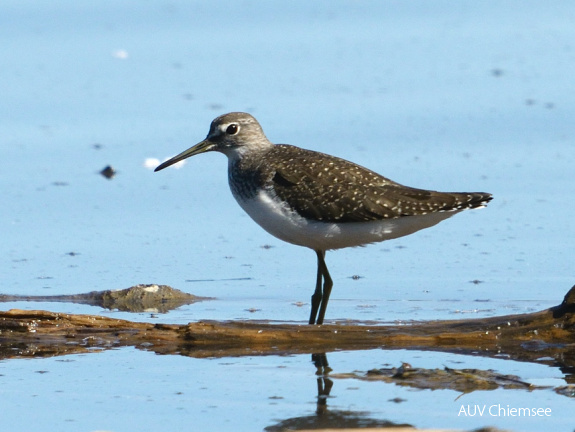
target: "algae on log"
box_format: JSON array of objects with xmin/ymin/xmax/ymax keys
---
[{"xmin": 0, "ymin": 285, "xmax": 574, "ymax": 366}]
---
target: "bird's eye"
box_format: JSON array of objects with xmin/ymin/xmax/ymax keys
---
[{"xmin": 226, "ymin": 124, "xmax": 239, "ymax": 135}]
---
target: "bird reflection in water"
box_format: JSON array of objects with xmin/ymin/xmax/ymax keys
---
[
  {"xmin": 312, "ymin": 353, "xmax": 333, "ymax": 415},
  {"xmin": 264, "ymin": 353, "xmax": 413, "ymax": 431}
]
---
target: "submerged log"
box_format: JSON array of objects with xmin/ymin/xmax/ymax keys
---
[{"xmin": 1, "ymin": 285, "xmax": 574, "ymax": 365}]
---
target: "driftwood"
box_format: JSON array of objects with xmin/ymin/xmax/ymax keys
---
[{"xmin": 1, "ymin": 285, "xmax": 574, "ymax": 367}]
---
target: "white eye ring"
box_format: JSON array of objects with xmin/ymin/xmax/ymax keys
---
[{"xmin": 225, "ymin": 124, "xmax": 240, "ymax": 135}]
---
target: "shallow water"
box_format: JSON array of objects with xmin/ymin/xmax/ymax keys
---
[
  {"xmin": 2, "ymin": 1, "xmax": 574, "ymax": 431},
  {"xmin": 1, "ymin": 348, "xmax": 573, "ymax": 432}
]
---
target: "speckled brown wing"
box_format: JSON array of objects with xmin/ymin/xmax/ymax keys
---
[{"xmin": 265, "ymin": 145, "xmax": 492, "ymax": 223}]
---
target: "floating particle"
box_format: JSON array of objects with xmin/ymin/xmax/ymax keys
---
[{"xmin": 100, "ymin": 165, "xmax": 116, "ymax": 180}]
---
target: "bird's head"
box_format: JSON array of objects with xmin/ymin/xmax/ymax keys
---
[{"xmin": 154, "ymin": 112, "xmax": 272, "ymax": 172}]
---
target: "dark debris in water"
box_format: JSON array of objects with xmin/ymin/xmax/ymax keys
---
[
  {"xmin": 554, "ymin": 385, "xmax": 575, "ymax": 397},
  {"xmin": 331, "ymin": 362, "xmax": 553, "ymax": 394},
  {"xmin": 100, "ymin": 165, "xmax": 116, "ymax": 180}
]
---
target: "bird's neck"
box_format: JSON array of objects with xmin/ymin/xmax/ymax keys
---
[{"xmin": 227, "ymin": 149, "xmax": 272, "ymax": 201}]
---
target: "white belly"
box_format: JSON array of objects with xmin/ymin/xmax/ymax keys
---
[{"xmin": 233, "ymin": 189, "xmax": 459, "ymax": 251}]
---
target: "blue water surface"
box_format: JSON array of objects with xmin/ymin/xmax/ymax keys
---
[{"xmin": 1, "ymin": 1, "xmax": 574, "ymax": 431}]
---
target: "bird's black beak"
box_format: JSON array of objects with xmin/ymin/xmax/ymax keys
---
[{"xmin": 154, "ymin": 139, "xmax": 216, "ymax": 172}]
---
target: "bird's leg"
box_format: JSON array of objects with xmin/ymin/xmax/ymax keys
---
[
  {"xmin": 309, "ymin": 250, "xmax": 324, "ymax": 324},
  {"xmin": 316, "ymin": 250, "xmax": 333, "ymax": 325}
]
